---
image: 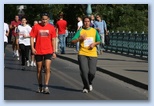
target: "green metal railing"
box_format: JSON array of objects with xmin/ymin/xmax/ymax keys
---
[{"xmin": 66, "ymin": 31, "xmax": 148, "ymax": 59}]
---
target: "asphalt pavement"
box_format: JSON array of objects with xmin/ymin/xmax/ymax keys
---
[
  {"xmin": 56, "ymin": 47, "xmax": 148, "ymax": 90},
  {"xmin": 4, "ymin": 44, "xmax": 148, "ymax": 100}
]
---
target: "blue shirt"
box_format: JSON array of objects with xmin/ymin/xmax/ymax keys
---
[{"xmin": 94, "ymin": 20, "xmax": 107, "ymax": 34}]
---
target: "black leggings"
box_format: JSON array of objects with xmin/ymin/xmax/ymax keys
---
[{"xmin": 19, "ymin": 44, "xmax": 31, "ymax": 66}]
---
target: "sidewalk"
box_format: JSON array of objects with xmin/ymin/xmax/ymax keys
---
[{"xmin": 57, "ymin": 47, "xmax": 148, "ymax": 90}]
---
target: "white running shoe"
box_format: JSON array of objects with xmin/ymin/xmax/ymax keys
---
[
  {"xmin": 26, "ymin": 60, "xmax": 30, "ymax": 67},
  {"xmin": 33, "ymin": 62, "xmax": 36, "ymax": 67},
  {"xmin": 83, "ymin": 89, "xmax": 89, "ymax": 93},
  {"xmin": 89, "ymin": 85, "xmax": 93, "ymax": 91},
  {"xmin": 17, "ymin": 57, "xmax": 20, "ymax": 61},
  {"xmin": 31, "ymin": 61, "xmax": 34, "ymax": 66}
]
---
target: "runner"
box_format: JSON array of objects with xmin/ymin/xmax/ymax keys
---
[
  {"xmin": 4, "ymin": 22, "xmax": 10, "ymax": 68},
  {"xmin": 17, "ymin": 16, "xmax": 32, "ymax": 70},
  {"xmin": 30, "ymin": 12, "xmax": 56, "ymax": 94},
  {"xmin": 10, "ymin": 15, "xmax": 21, "ymax": 60},
  {"xmin": 71, "ymin": 16, "xmax": 101, "ymax": 93}
]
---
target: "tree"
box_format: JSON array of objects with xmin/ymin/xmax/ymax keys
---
[{"xmin": 4, "ymin": 4, "xmax": 148, "ymax": 33}]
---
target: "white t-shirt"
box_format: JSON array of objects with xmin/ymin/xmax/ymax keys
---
[
  {"xmin": 77, "ymin": 21, "xmax": 83, "ymax": 29},
  {"xmin": 4, "ymin": 23, "xmax": 9, "ymax": 43},
  {"xmin": 18, "ymin": 24, "xmax": 32, "ymax": 46}
]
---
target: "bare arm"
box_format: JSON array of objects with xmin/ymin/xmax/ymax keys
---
[
  {"xmin": 30, "ymin": 37, "xmax": 36, "ymax": 54},
  {"xmin": 52, "ymin": 37, "xmax": 57, "ymax": 59}
]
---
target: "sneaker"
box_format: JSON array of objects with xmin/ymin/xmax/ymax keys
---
[
  {"xmin": 82, "ymin": 89, "xmax": 88, "ymax": 93},
  {"xmin": 31, "ymin": 61, "xmax": 34, "ymax": 66},
  {"xmin": 26, "ymin": 60, "xmax": 30, "ymax": 67},
  {"xmin": 33, "ymin": 62, "xmax": 36, "ymax": 67},
  {"xmin": 43, "ymin": 87, "xmax": 50, "ymax": 94},
  {"xmin": 17, "ymin": 57, "xmax": 20, "ymax": 61},
  {"xmin": 89, "ymin": 85, "xmax": 93, "ymax": 91},
  {"xmin": 36, "ymin": 87, "xmax": 43, "ymax": 93}
]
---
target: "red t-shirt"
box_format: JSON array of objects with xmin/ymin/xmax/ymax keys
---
[
  {"xmin": 11, "ymin": 20, "xmax": 21, "ymax": 36},
  {"xmin": 30, "ymin": 23, "xmax": 56, "ymax": 55},
  {"xmin": 56, "ymin": 19, "xmax": 67, "ymax": 34}
]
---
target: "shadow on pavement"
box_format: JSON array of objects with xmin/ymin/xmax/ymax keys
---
[
  {"xmin": 125, "ymin": 69, "xmax": 148, "ymax": 73},
  {"xmin": 4, "ymin": 85, "xmax": 36, "ymax": 92}
]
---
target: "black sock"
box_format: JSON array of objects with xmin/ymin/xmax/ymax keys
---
[{"xmin": 39, "ymin": 84, "xmax": 42, "ymax": 88}]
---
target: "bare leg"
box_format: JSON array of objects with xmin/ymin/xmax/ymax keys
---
[
  {"xmin": 36, "ymin": 61, "xmax": 43, "ymax": 85},
  {"xmin": 44, "ymin": 59, "xmax": 51, "ymax": 86}
]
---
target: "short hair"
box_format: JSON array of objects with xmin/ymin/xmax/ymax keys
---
[
  {"xmin": 21, "ymin": 16, "xmax": 27, "ymax": 20},
  {"xmin": 83, "ymin": 16, "xmax": 91, "ymax": 23},
  {"xmin": 40, "ymin": 12, "xmax": 49, "ymax": 18}
]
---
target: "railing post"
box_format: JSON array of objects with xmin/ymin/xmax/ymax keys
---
[
  {"xmin": 128, "ymin": 31, "xmax": 131, "ymax": 55},
  {"xmin": 134, "ymin": 31, "xmax": 138, "ymax": 56}
]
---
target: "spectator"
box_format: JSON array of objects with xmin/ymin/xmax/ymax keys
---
[
  {"xmin": 76, "ymin": 16, "xmax": 83, "ymax": 52},
  {"xmin": 56, "ymin": 12, "xmax": 67, "ymax": 54},
  {"xmin": 94, "ymin": 14, "xmax": 108, "ymax": 54}
]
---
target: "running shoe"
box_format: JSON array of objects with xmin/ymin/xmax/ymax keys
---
[
  {"xmin": 26, "ymin": 60, "xmax": 30, "ymax": 67},
  {"xmin": 89, "ymin": 85, "xmax": 93, "ymax": 91},
  {"xmin": 36, "ymin": 87, "xmax": 43, "ymax": 93},
  {"xmin": 43, "ymin": 87, "xmax": 50, "ymax": 94},
  {"xmin": 82, "ymin": 89, "xmax": 89, "ymax": 93}
]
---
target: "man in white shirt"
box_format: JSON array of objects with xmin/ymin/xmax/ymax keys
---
[
  {"xmin": 76, "ymin": 16, "xmax": 83, "ymax": 51},
  {"xmin": 4, "ymin": 22, "xmax": 10, "ymax": 59}
]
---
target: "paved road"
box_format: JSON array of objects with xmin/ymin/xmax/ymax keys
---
[
  {"xmin": 57, "ymin": 47, "xmax": 148, "ymax": 90},
  {"xmin": 4, "ymin": 44, "xmax": 148, "ymax": 100}
]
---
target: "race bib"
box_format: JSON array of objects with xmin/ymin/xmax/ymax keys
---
[{"xmin": 84, "ymin": 37, "xmax": 94, "ymax": 47}]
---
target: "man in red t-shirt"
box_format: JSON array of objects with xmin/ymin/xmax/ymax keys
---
[
  {"xmin": 10, "ymin": 15, "xmax": 21, "ymax": 60},
  {"xmin": 30, "ymin": 12, "xmax": 56, "ymax": 94},
  {"xmin": 56, "ymin": 13, "xmax": 67, "ymax": 54}
]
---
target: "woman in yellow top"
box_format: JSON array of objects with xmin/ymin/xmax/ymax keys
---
[{"xmin": 71, "ymin": 16, "xmax": 101, "ymax": 93}]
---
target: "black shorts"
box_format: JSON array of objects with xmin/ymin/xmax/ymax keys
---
[
  {"xmin": 4, "ymin": 42, "xmax": 7, "ymax": 53},
  {"xmin": 35, "ymin": 54, "xmax": 52, "ymax": 62}
]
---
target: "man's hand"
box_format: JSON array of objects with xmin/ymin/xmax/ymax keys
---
[
  {"xmin": 32, "ymin": 48, "xmax": 37, "ymax": 55},
  {"xmin": 52, "ymin": 53, "xmax": 57, "ymax": 59}
]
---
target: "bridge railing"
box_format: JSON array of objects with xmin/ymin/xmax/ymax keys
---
[{"xmin": 66, "ymin": 31, "xmax": 148, "ymax": 59}]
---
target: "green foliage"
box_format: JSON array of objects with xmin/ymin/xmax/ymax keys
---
[{"xmin": 4, "ymin": 4, "xmax": 148, "ymax": 33}]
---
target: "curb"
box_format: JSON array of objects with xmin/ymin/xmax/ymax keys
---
[{"xmin": 57, "ymin": 54, "xmax": 148, "ymax": 90}]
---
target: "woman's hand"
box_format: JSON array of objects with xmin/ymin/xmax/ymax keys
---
[{"xmin": 88, "ymin": 43, "xmax": 96, "ymax": 50}]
